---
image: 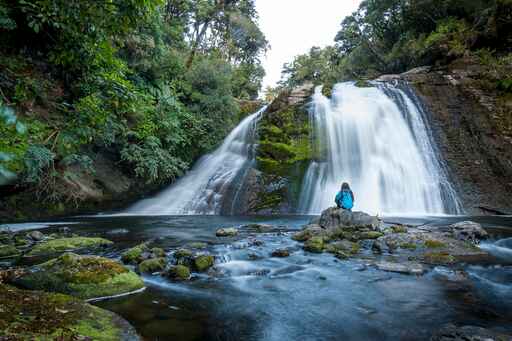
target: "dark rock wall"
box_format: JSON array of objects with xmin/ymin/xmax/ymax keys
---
[{"xmin": 402, "ymin": 62, "xmax": 512, "ymax": 214}]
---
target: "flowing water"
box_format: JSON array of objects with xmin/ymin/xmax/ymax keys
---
[
  {"xmin": 299, "ymin": 82, "xmax": 463, "ymax": 216},
  {"xmin": 3, "ymin": 215, "xmax": 512, "ymax": 340},
  {"xmin": 126, "ymin": 107, "xmax": 265, "ymax": 215}
]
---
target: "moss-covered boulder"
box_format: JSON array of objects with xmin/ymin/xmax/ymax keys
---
[
  {"xmin": 193, "ymin": 255, "xmax": 215, "ymax": 272},
  {"xmin": 165, "ymin": 265, "xmax": 191, "ymax": 281},
  {"xmin": 151, "ymin": 247, "xmax": 166, "ymax": 258},
  {"xmin": 325, "ymin": 240, "xmax": 360, "ymax": 255},
  {"xmin": 186, "ymin": 242, "xmax": 208, "ymax": 249},
  {"xmin": 303, "ymin": 237, "xmax": 325, "ymax": 253},
  {"xmin": 121, "ymin": 243, "xmax": 150, "ymax": 264},
  {"xmin": 0, "ymin": 245, "xmax": 19, "ymax": 258},
  {"xmin": 138, "ymin": 257, "xmax": 167, "ymax": 273},
  {"xmin": 359, "ymin": 231, "xmax": 384, "ymax": 240},
  {"xmin": 216, "ymin": 227, "xmax": 239, "ymax": 237},
  {"xmin": 0, "ymin": 284, "xmax": 140, "ymax": 340},
  {"xmin": 16, "ymin": 253, "xmax": 144, "ymax": 300},
  {"xmin": 27, "ymin": 237, "xmax": 113, "ymax": 256}
]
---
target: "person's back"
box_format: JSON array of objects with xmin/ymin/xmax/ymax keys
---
[{"xmin": 335, "ymin": 182, "xmax": 354, "ymax": 211}]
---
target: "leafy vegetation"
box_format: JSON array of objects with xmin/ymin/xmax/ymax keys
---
[
  {"xmin": 279, "ymin": 0, "xmax": 512, "ymax": 89},
  {"xmin": 0, "ymin": 0, "xmax": 268, "ymax": 211}
]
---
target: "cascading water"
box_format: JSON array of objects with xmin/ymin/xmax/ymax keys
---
[
  {"xmin": 127, "ymin": 107, "xmax": 266, "ymax": 215},
  {"xmin": 298, "ymin": 82, "xmax": 463, "ymax": 216}
]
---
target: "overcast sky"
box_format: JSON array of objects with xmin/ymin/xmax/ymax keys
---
[{"xmin": 255, "ymin": 0, "xmax": 362, "ymax": 89}]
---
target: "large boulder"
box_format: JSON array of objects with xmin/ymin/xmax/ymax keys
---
[
  {"xmin": 0, "ymin": 284, "xmax": 140, "ymax": 340},
  {"xmin": 318, "ymin": 207, "xmax": 382, "ymax": 231},
  {"xmin": 449, "ymin": 221, "xmax": 488, "ymax": 242},
  {"xmin": 16, "ymin": 253, "xmax": 144, "ymax": 300}
]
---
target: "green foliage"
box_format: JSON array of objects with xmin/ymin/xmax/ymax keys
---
[
  {"xmin": 281, "ymin": 0, "xmax": 512, "ymax": 85},
  {"xmin": 0, "ymin": 100, "xmax": 27, "ymax": 184},
  {"xmin": 22, "ymin": 145, "xmax": 54, "ymax": 183}
]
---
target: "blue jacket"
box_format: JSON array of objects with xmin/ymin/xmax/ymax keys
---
[{"xmin": 335, "ymin": 190, "xmax": 354, "ymax": 210}]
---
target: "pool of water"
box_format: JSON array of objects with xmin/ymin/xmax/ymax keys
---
[{"xmin": 2, "ymin": 214, "xmax": 512, "ymax": 340}]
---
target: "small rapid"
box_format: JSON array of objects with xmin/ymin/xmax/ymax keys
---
[
  {"xmin": 126, "ymin": 107, "xmax": 265, "ymax": 215},
  {"xmin": 299, "ymin": 82, "xmax": 463, "ymax": 216}
]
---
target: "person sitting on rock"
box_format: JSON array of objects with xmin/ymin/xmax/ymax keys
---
[{"xmin": 335, "ymin": 182, "xmax": 354, "ymax": 211}]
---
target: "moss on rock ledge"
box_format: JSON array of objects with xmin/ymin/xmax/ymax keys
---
[
  {"xmin": 16, "ymin": 253, "xmax": 144, "ymax": 300},
  {"xmin": 0, "ymin": 284, "xmax": 140, "ymax": 340}
]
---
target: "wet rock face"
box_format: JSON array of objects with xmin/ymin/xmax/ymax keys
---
[
  {"xmin": 216, "ymin": 227, "xmax": 239, "ymax": 237},
  {"xmin": 431, "ymin": 324, "xmax": 512, "ymax": 341},
  {"xmin": 398, "ymin": 61, "xmax": 512, "ymax": 214}
]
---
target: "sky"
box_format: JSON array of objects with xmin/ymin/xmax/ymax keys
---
[{"xmin": 255, "ymin": 0, "xmax": 362, "ymax": 90}]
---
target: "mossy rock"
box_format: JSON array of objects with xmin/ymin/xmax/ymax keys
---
[
  {"xmin": 121, "ymin": 243, "xmax": 150, "ymax": 264},
  {"xmin": 16, "ymin": 253, "xmax": 144, "ymax": 300},
  {"xmin": 165, "ymin": 265, "xmax": 191, "ymax": 281},
  {"xmin": 193, "ymin": 255, "xmax": 215, "ymax": 272},
  {"xmin": 424, "ymin": 239, "xmax": 446, "ymax": 248},
  {"xmin": 0, "ymin": 245, "xmax": 19, "ymax": 258},
  {"xmin": 0, "ymin": 284, "xmax": 140, "ymax": 340},
  {"xmin": 151, "ymin": 247, "xmax": 166, "ymax": 258},
  {"xmin": 27, "ymin": 237, "xmax": 113, "ymax": 256},
  {"xmin": 175, "ymin": 248, "xmax": 193, "ymax": 258},
  {"xmin": 359, "ymin": 231, "xmax": 384, "ymax": 240},
  {"xmin": 399, "ymin": 242, "xmax": 418, "ymax": 250},
  {"xmin": 303, "ymin": 237, "xmax": 325, "ymax": 253},
  {"xmin": 14, "ymin": 236, "xmax": 30, "ymax": 247},
  {"xmin": 422, "ymin": 251, "xmax": 456, "ymax": 265},
  {"xmin": 391, "ymin": 225, "xmax": 408, "ymax": 233},
  {"xmin": 138, "ymin": 257, "xmax": 167, "ymax": 273},
  {"xmin": 325, "ymin": 240, "xmax": 360, "ymax": 255},
  {"xmin": 292, "ymin": 229, "xmax": 314, "ymax": 242}
]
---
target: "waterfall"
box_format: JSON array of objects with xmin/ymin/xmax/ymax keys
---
[
  {"xmin": 126, "ymin": 107, "xmax": 265, "ymax": 215},
  {"xmin": 298, "ymin": 82, "xmax": 463, "ymax": 216}
]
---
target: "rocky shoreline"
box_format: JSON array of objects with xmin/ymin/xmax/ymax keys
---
[{"xmin": 0, "ymin": 210, "xmax": 510, "ymax": 340}]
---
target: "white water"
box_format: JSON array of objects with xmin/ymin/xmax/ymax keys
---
[
  {"xmin": 126, "ymin": 107, "xmax": 265, "ymax": 215},
  {"xmin": 298, "ymin": 82, "xmax": 463, "ymax": 216}
]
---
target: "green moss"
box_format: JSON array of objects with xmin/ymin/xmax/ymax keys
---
[
  {"xmin": 359, "ymin": 231, "xmax": 384, "ymax": 240},
  {"xmin": 325, "ymin": 240, "xmax": 360, "ymax": 255},
  {"xmin": 138, "ymin": 257, "xmax": 167, "ymax": 273},
  {"xmin": 166, "ymin": 265, "xmax": 191, "ymax": 281},
  {"xmin": 0, "ymin": 245, "xmax": 19, "ymax": 258},
  {"xmin": 16, "ymin": 253, "xmax": 144, "ymax": 300},
  {"xmin": 0, "ymin": 284, "xmax": 133, "ymax": 340},
  {"xmin": 354, "ymin": 80, "xmax": 373, "ymax": 88},
  {"xmin": 292, "ymin": 230, "xmax": 312, "ymax": 242},
  {"xmin": 121, "ymin": 243, "xmax": 149, "ymax": 264},
  {"xmin": 399, "ymin": 242, "xmax": 418, "ymax": 250},
  {"xmin": 151, "ymin": 247, "xmax": 166, "ymax": 258},
  {"xmin": 27, "ymin": 237, "xmax": 113, "ymax": 256},
  {"xmin": 187, "ymin": 242, "xmax": 207, "ymax": 249},
  {"xmin": 175, "ymin": 248, "xmax": 193, "ymax": 258},
  {"xmin": 193, "ymin": 255, "xmax": 214, "ymax": 272},
  {"xmin": 422, "ymin": 251, "xmax": 456, "ymax": 264},
  {"xmin": 424, "ymin": 239, "xmax": 446, "ymax": 248},
  {"xmin": 321, "ymin": 83, "xmax": 333, "ymax": 97},
  {"xmin": 303, "ymin": 237, "xmax": 324, "ymax": 253}
]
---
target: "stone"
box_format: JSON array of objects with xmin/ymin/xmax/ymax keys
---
[
  {"xmin": 216, "ymin": 227, "xmax": 239, "ymax": 237},
  {"xmin": 375, "ymin": 261, "xmax": 424, "ymax": 275},
  {"xmin": 242, "ymin": 223, "xmax": 274, "ymax": 233},
  {"xmin": 174, "ymin": 248, "xmax": 193, "ymax": 258},
  {"xmin": 0, "ymin": 245, "xmax": 19, "ymax": 258},
  {"xmin": 292, "ymin": 224, "xmax": 323, "ymax": 241},
  {"xmin": 391, "ymin": 225, "xmax": 408, "ymax": 233},
  {"xmin": 151, "ymin": 247, "xmax": 166, "ymax": 258},
  {"xmin": 27, "ymin": 237, "xmax": 113, "ymax": 256},
  {"xmin": 121, "ymin": 243, "xmax": 150, "ymax": 264},
  {"xmin": 271, "ymin": 249, "xmax": 290, "ymax": 257},
  {"xmin": 317, "ymin": 207, "xmax": 381, "ymax": 231},
  {"xmin": 165, "ymin": 265, "xmax": 191, "ymax": 281},
  {"xmin": 28, "ymin": 230, "xmax": 44, "ymax": 241},
  {"xmin": 186, "ymin": 242, "xmax": 208, "ymax": 249},
  {"xmin": 325, "ymin": 240, "xmax": 360, "ymax": 255},
  {"xmin": 16, "ymin": 253, "xmax": 144, "ymax": 300},
  {"xmin": 449, "ymin": 221, "xmax": 488, "ymax": 242},
  {"xmin": 359, "ymin": 231, "xmax": 384, "ymax": 239},
  {"xmin": 303, "ymin": 237, "xmax": 324, "ymax": 253},
  {"xmin": 431, "ymin": 324, "xmax": 511, "ymax": 341},
  {"xmin": 138, "ymin": 257, "xmax": 167, "ymax": 273},
  {"xmin": 0, "ymin": 284, "xmax": 141, "ymax": 340},
  {"xmin": 193, "ymin": 255, "xmax": 215, "ymax": 272}
]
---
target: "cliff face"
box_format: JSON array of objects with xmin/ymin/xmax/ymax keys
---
[
  {"xmin": 394, "ymin": 61, "xmax": 512, "ymax": 214},
  {"xmin": 234, "ymin": 83, "xmax": 315, "ymax": 214}
]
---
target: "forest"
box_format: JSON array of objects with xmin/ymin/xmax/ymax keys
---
[{"xmin": 0, "ymin": 0, "xmax": 267, "ymax": 210}]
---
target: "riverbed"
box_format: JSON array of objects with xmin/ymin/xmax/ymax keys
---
[{"xmin": 2, "ymin": 214, "xmax": 512, "ymax": 340}]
